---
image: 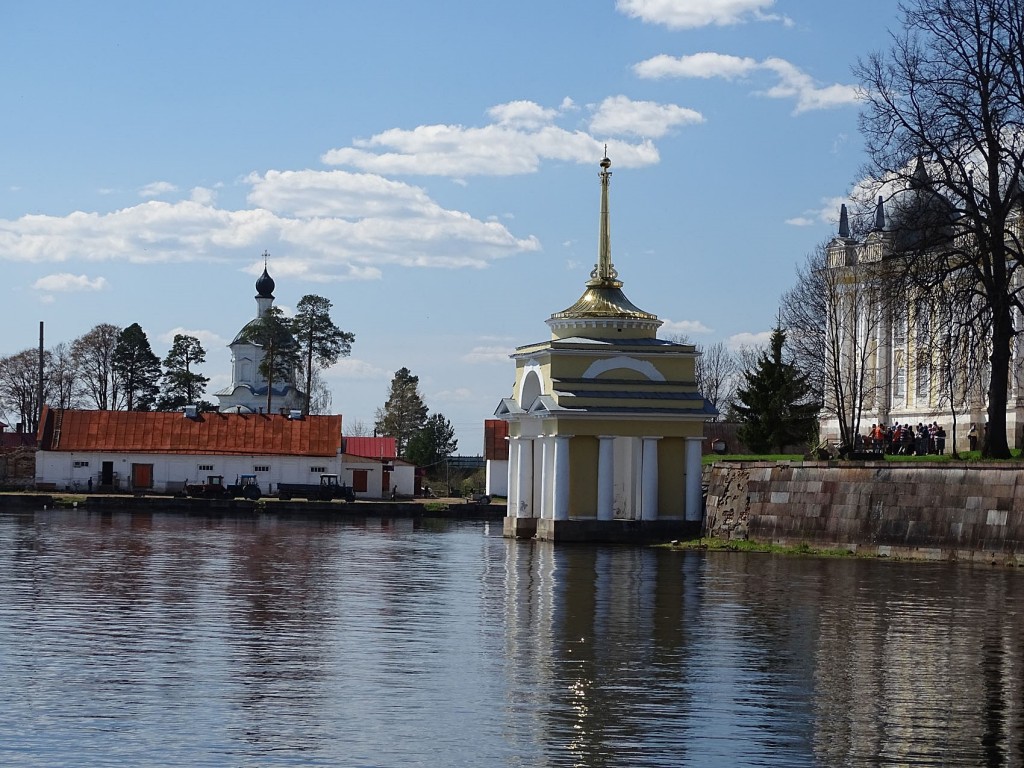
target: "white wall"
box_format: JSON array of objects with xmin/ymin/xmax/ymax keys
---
[
  {"xmin": 485, "ymin": 459, "xmax": 508, "ymax": 497},
  {"xmin": 36, "ymin": 450, "xmax": 342, "ymax": 494}
]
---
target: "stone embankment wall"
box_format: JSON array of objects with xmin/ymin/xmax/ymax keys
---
[{"xmin": 704, "ymin": 461, "xmax": 1024, "ymax": 564}]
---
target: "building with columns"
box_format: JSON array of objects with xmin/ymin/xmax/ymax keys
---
[
  {"xmin": 820, "ymin": 158, "xmax": 1024, "ymax": 451},
  {"xmin": 215, "ymin": 264, "xmax": 305, "ymax": 415},
  {"xmin": 495, "ymin": 154, "xmax": 715, "ymax": 542}
]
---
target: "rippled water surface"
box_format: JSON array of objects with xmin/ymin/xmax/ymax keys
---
[{"xmin": 2, "ymin": 509, "xmax": 1024, "ymax": 767}]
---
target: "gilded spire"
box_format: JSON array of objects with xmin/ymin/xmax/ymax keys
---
[
  {"xmin": 547, "ymin": 153, "xmax": 660, "ymax": 336},
  {"xmin": 589, "ymin": 147, "xmax": 621, "ymax": 287}
]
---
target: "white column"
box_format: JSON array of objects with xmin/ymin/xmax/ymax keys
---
[
  {"xmin": 685, "ymin": 436, "xmax": 704, "ymax": 522},
  {"xmin": 640, "ymin": 437, "xmax": 660, "ymax": 521},
  {"xmin": 516, "ymin": 437, "xmax": 534, "ymax": 518},
  {"xmin": 597, "ymin": 436, "xmax": 615, "ymax": 521},
  {"xmin": 506, "ymin": 435, "xmax": 520, "ymax": 519},
  {"xmin": 539, "ymin": 436, "xmax": 553, "ymax": 519},
  {"xmin": 552, "ymin": 435, "xmax": 571, "ymax": 521}
]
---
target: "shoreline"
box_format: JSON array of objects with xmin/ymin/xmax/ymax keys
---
[{"xmin": 0, "ymin": 492, "xmax": 505, "ymax": 521}]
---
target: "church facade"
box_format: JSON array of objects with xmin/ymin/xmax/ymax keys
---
[
  {"xmin": 496, "ymin": 154, "xmax": 714, "ymax": 542},
  {"xmin": 215, "ymin": 265, "xmax": 305, "ymax": 414},
  {"xmin": 819, "ymin": 160, "xmax": 1024, "ymax": 451}
]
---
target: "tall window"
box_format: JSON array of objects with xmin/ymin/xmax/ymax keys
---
[{"xmin": 915, "ymin": 301, "xmax": 931, "ymax": 404}]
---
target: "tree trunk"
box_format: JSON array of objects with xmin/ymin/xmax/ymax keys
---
[{"xmin": 985, "ymin": 303, "xmax": 1013, "ymax": 458}]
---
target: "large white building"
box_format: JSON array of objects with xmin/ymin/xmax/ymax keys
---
[
  {"xmin": 820, "ymin": 159, "xmax": 1024, "ymax": 450},
  {"xmin": 33, "ymin": 407, "xmax": 415, "ymax": 498}
]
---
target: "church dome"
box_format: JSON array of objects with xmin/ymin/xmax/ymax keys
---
[
  {"xmin": 886, "ymin": 159, "xmax": 956, "ymax": 253},
  {"xmin": 256, "ymin": 266, "xmax": 275, "ymax": 298}
]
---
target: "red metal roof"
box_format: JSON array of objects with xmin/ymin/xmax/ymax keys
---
[
  {"xmin": 37, "ymin": 407, "xmax": 342, "ymax": 457},
  {"xmin": 342, "ymin": 436, "xmax": 397, "ymax": 459}
]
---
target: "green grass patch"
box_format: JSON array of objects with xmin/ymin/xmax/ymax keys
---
[
  {"xmin": 702, "ymin": 449, "xmax": 1024, "ymax": 465},
  {"xmin": 702, "ymin": 453, "xmax": 804, "ymax": 465},
  {"xmin": 667, "ymin": 536, "xmax": 856, "ymax": 558},
  {"xmin": 423, "ymin": 502, "xmax": 450, "ymax": 513}
]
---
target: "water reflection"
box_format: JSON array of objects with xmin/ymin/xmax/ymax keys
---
[{"xmin": 1, "ymin": 510, "xmax": 1024, "ymax": 766}]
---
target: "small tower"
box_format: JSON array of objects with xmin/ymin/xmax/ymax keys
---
[
  {"xmin": 215, "ymin": 256, "xmax": 305, "ymax": 414},
  {"xmin": 495, "ymin": 154, "xmax": 714, "ymax": 542}
]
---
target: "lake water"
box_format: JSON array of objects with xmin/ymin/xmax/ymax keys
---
[{"xmin": 1, "ymin": 509, "xmax": 1023, "ymax": 767}]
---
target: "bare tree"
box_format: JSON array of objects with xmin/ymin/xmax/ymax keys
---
[
  {"xmin": 48, "ymin": 342, "xmax": 81, "ymax": 412},
  {"xmin": 782, "ymin": 243, "xmax": 892, "ymax": 452},
  {"xmin": 663, "ymin": 333, "xmax": 738, "ymax": 418},
  {"xmin": 0, "ymin": 349, "xmax": 45, "ymax": 433},
  {"xmin": 71, "ymin": 324, "xmax": 122, "ymax": 410},
  {"xmin": 695, "ymin": 341, "xmax": 738, "ymax": 419},
  {"xmin": 855, "ymin": 0, "xmax": 1024, "ymax": 457},
  {"xmin": 307, "ymin": 367, "xmax": 333, "ymax": 415},
  {"xmin": 343, "ymin": 419, "xmax": 372, "ymax": 437}
]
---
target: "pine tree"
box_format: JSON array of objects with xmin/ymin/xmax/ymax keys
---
[
  {"xmin": 112, "ymin": 323, "xmax": 161, "ymax": 411},
  {"xmin": 291, "ymin": 295, "xmax": 354, "ymax": 415},
  {"xmin": 235, "ymin": 305, "xmax": 300, "ymax": 413},
  {"xmin": 374, "ymin": 367, "xmax": 428, "ymax": 457},
  {"xmin": 406, "ymin": 412, "xmax": 458, "ymax": 469},
  {"xmin": 158, "ymin": 334, "xmax": 210, "ymax": 410},
  {"xmin": 734, "ymin": 326, "xmax": 819, "ymax": 454}
]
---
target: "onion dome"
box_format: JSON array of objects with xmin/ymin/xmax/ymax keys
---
[{"xmin": 256, "ymin": 266, "xmax": 275, "ymax": 298}]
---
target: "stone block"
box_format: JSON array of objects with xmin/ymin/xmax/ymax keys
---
[{"xmin": 987, "ymin": 509, "xmax": 1009, "ymax": 526}]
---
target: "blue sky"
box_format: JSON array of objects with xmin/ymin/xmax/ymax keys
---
[{"xmin": 2, "ymin": 0, "xmax": 899, "ymax": 454}]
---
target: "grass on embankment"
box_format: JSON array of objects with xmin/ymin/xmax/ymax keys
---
[
  {"xmin": 665, "ymin": 536, "xmax": 857, "ymax": 558},
  {"xmin": 702, "ymin": 449, "xmax": 1024, "ymax": 465}
]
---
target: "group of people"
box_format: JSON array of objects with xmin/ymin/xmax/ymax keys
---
[{"xmin": 862, "ymin": 421, "xmax": 947, "ymax": 455}]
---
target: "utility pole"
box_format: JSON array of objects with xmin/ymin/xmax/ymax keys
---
[{"xmin": 37, "ymin": 321, "xmax": 44, "ymax": 431}]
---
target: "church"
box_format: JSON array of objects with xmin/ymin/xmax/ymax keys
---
[
  {"xmin": 215, "ymin": 261, "xmax": 305, "ymax": 414},
  {"xmin": 495, "ymin": 154, "xmax": 714, "ymax": 542},
  {"xmin": 820, "ymin": 159, "xmax": 1024, "ymax": 451}
]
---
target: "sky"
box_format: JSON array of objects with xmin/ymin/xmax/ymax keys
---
[{"xmin": 1, "ymin": 0, "xmax": 902, "ymax": 455}]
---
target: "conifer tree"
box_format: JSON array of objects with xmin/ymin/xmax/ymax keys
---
[
  {"xmin": 374, "ymin": 367, "xmax": 428, "ymax": 457},
  {"xmin": 235, "ymin": 305, "xmax": 299, "ymax": 413},
  {"xmin": 112, "ymin": 323, "xmax": 161, "ymax": 411},
  {"xmin": 733, "ymin": 326, "xmax": 819, "ymax": 454},
  {"xmin": 406, "ymin": 412, "xmax": 458, "ymax": 469},
  {"xmin": 291, "ymin": 294, "xmax": 354, "ymax": 416},
  {"xmin": 158, "ymin": 334, "xmax": 210, "ymax": 410}
]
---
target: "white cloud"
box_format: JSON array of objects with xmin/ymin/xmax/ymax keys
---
[
  {"xmin": 462, "ymin": 345, "xmax": 514, "ymax": 364},
  {"xmin": 190, "ymin": 186, "xmax": 216, "ymax": 205},
  {"xmin": 635, "ymin": 52, "xmax": 759, "ymax": 80},
  {"xmin": 660, "ymin": 318, "xmax": 713, "ymax": 335},
  {"xmin": 327, "ymin": 358, "xmax": 389, "ymax": 380},
  {"xmin": 726, "ymin": 330, "xmax": 772, "ymax": 351},
  {"xmin": 321, "ymin": 99, "xmax": 661, "ymax": 176},
  {"xmin": 589, "ymin": 95, "xmax": 703, "ymax": 138},
  {"xmin": 788, "ymin": 195, "xmax": 849, "ymax": 230},
  {"xmin": 487, "ymin": 100, "xmax": 560, "ymax": 129},
  {"xmin": 760, "ymin": 58, "xmax": 861, "ymax": 113},
  {"xmin": 157, "ymin": 326, "xmax": 227, "ymax": 349},
  {"xmin": 634, "ymin": 53, "xmax": 859, "ymax": 114},
  {"xmin": 432, "ymin": 386, "xmax": 476, "ymax": 403},
  {"xmin": 31, "ymin": 273, "xmax": 109, "ymax": 292},
  {"xmin": 139, "ymin": 181, "xmax": 178, "ymax": 198},
  {"xmin": 246, "ymin": 169, "xmax": 436, "ymax": 219},
  {"xmin": 617, "ymin": 0, "xmax": 790, "ymax": 29},
  {"xmin": 0, "ymin": 171, "xmax": 540, "ymax": 281}
]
